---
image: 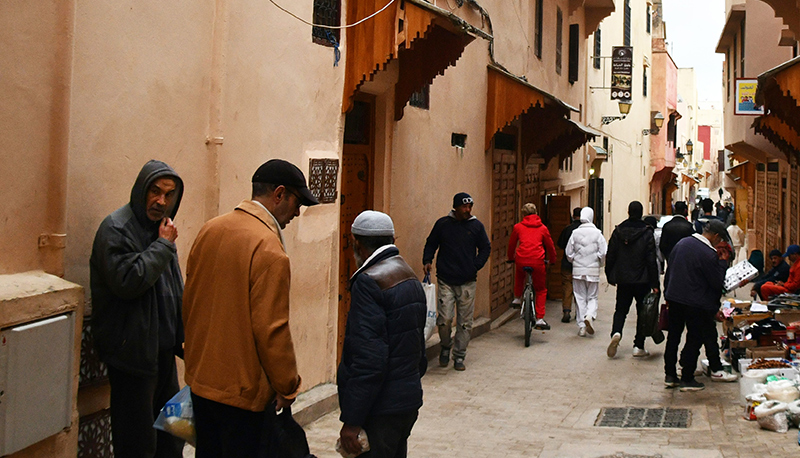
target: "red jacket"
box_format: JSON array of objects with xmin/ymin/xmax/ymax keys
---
[
  {"xmin": 784, "ymin": 260, "xmax": 800, "ymax": 292},
  {"xmin": 507, "ymin": 214, "xmax": 556, "ymax": 265}
]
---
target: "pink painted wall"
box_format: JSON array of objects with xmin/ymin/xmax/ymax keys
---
[{"xmin": 699, "ymin": 125, "xmax": 712, "ymax": 161}]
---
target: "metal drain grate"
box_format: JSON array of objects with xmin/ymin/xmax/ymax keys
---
[{"xmin": 595, "ymin": 407, "xmax": 691, "ymax": 428}]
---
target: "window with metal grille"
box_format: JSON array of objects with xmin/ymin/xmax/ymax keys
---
[
  {"xmin": 740, "ymin": 19, "xmax": 746, "ymax": 76},
  {"xmin": 646, "ymin": 4, "xmax": 651, "ymax": 34},
  {"xmin": 534, "ymin": 0, "xmax": 543, "ymax": 59},
  {"xmin": 643, "ymin": 67, "xmax": 648, "ymax": 97},
  {"xmin": 623, "ymin": 0, "xmax": 631, "ymax": 47},
  {"xmin": 556, "ymin": 7, "xmax": 563, "ymax": 75},
  {"xmin": 593, "ymin": 28, "xmax": 601, "ymax": 70},
  {"xmin": 312, "ymin": 0, "xmax": 341, "ymax": 47},
  {"xmin": 568, "ymin": 24, "xmax": 579, "ymax": 83},
  {"xmin": 409, "ymin": 84, "xmax": 430, "ymax": 110}
]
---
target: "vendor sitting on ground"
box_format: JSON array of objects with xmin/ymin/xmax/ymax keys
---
[
  {"xmin": 750, "ymin": 249, "xmax": 791, "ymax": 300},
  {"xmin": 759, "ymin": 245, "xmax": 800, "ymax": 300}
]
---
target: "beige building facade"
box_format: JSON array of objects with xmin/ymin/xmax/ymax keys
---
[{"xmin": 2, "ymin": 0, "xmax": 615, "ymax": 455}]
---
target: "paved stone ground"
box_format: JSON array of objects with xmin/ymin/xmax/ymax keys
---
[{"xmin": 303, "ymin": 281, "xmax": 800, "ymax": 457}]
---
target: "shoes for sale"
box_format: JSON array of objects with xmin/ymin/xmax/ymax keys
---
[
  {"xmin": 439, "ymin": 347, "xmax": 450, "ymax": 368},
  {"xmin": 607, "ymin": 332, "xmax": 621, "ymax": 358},
  {"xmin": 534, "ymin": 319, "xmax": 551, "ymax": 330},
  {"xmin": 632, "ymin": 346, "xmax": 650, "ymax": 357},
  {"xmin": 710, "ymin": 370, "xmax": 738, "ymax": 382},
  {"xmin": 664, "ymin": 375, "xmax": 680, "ymax": 388},
  {"xmin": 561, "ymin": 310, "xmax": 571, "ymax": 323},
  {"xmin": 679, "ymin": 379, "xmax": 705, "ymax": 392},
  {"xmin": 584, "ymin": 319, "xmax": 595, "ymax": 335}
]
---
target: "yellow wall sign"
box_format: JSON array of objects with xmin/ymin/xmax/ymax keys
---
[{"xmin": 735, "ymin": 79, "xmax": 764, "ymax": 115}]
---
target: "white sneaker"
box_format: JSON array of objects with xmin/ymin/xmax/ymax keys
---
[
  {"xmin": 632, "ymin": 346, "xmax": 650, "ymax": 357},
  {"xmin": 578, "ymin": 327, "xmax": 587, "ymax": 337},
  {"xmin": 584, "ymin": 319, "xmax": 595, "ymax": 335},
  {"xmin": 607, "ymin": 332, "xmax": 621, "ymax": 357},
  {"xmin": 710, "ymin": 370, "xmax": 738, "ymax": 382}
]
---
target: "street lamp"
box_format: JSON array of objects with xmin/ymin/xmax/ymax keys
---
[
  {"xmin": 686, "ymin": 140, "xmax": 693, "ymax": 154},
  {"xmin": 602, "ymin": 100, "xmax": 632, "ymax": 125},
  {"xmin": 643, "ymin": 111, "xmax": 665, "ymax": 135}
]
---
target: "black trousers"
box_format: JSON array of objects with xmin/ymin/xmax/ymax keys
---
[
  {"xmin": 192, "ymin": 392, "xmax": 276, "ymax": 458},
  {"xmin": 107, "ymin": 350, "xmax": 184, "ymax": 458},
  {"xmin": 611, "ymin": 283, "xmax": 651, "ymax": 349},
  {"xmin": 361, "ymin": 410, "xmax": 419, "ymax": 458},
  {"xmin": 664, "ymin": 302, "xmax": 722, "ymax": 382}
]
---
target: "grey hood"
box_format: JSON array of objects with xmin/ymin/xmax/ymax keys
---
[{"xmin": 129, "ymin": 160, "xmax": 183, "ymax": 228}]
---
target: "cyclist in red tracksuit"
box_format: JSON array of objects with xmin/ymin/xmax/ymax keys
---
[{"xmin": 507, "ymin": 203, "xmax": 556, "ymax": 330}]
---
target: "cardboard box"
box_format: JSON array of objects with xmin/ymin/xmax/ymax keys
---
[
  {"xmin": 773, "ymin": 309, "xmax": 800, "ymax": 326},
  {"xmin": 729, "ymin": 339, "xmax": 758, "ymax": 349},
  {"xmin": 746, "ymin": 347, "xmax": 787, "ymax": 359}
]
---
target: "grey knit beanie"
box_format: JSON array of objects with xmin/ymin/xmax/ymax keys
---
[{"xmin": 351, "ymin": 210, "xmax": 395, "ymax": 237}]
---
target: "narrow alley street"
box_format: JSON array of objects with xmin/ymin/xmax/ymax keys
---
[{"xmin": 303, "ymin": 280, "xmax": 797, "ymax": 458}]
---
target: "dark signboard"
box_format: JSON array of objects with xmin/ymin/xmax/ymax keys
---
[{"xmin": 611, "ymin": 46, "xmax": 633, "ymax": 101}]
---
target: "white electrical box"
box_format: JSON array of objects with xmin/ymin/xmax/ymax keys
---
[{"xmin": 0, "ymin": 313, "xmax": 75, "ymax": 455}]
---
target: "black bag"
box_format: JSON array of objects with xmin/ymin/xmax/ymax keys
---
[
  {"xmin": 642, "ymin": 291, "xmax": 665, "ymax": 344},
  {"xmin": 262, "ymin": 406, "xmax": 316, "ymax": 458}
]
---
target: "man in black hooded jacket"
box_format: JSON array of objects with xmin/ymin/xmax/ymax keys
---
[
  {"xmin": 90, "ymin": 160, "xmax": 185, "ymax": 458},
  {"xmin": 605, "ymin": 201, "xmax": 660, "ymax": 359}
]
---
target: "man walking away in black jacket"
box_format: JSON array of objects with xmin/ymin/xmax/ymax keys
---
[
  {"xmin": 423, "ymin": 192, "xmax": 491, "ymax": 371},
  {"xmin": 90, "ymin": 160, "xmax": 185, "ymax": 458},
  {"xmin": 605, "ymin": 201, "xmax": 659, "ymax": 359},
  {"xmin": 660, "ymin": 201, "xmax": 695, "ymax": 262},
  {"xmin": 338, "ymin": 211, "xmax": 427, "ymax": 458},
  {"xmin": 557, "ymin": 208, "xmax": 583, "ymax": 323}
]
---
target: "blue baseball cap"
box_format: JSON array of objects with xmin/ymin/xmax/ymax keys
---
[{"xmin": 784, "ymin": 245, "xmax": 800, "ymax": 257}]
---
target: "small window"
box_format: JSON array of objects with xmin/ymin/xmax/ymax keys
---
[
  {"xmin": 646, "ymin": 4, "xmax": 651, "ymax": 34},
  {"xmin": 451, "ymin": 133, "xmax": 467, "ymax": 148},
  {"xmin": 409, "ymin": 84, "xmax": 430, "ymax": 110},
  {"xmin": 534, "ymin": 0, "xmax": 543, "ymax": 59},
  {"xmin": 623, "ymin": 0, "xmax": 631, "ymax": 47},
  {"xmin": 568, "ymin": 24, "xmax": 579, "ymax": 83},
  {"xmin": 726, "ymin": 50, "xmax": 731, "ymax": 101},
  {"xmin": 312, "ymin": 0, "xmax": 341, "ymax": 46},
  {"xmin": 643, "ymin": 67, "xmax": 648, "ymax": 97},
  {"xmin": 740, "ymin": 19, "xmax": 746, "ymax": 76},
  {"xmin": 593, "ymin": 28, "xmax": 601, "ymax": 70},
  {"xmin": 556, "ymin": 7, "xmax": 563, "ymax": 75},
  {"xmin": 733, "ymin": 34, "xmax": 737, "ymax": 78}
]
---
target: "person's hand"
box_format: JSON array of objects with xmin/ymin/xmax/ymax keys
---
[
  {"xmin": 777, "ymin": 281, "xmax": 784, "ymax": 287},
  {"xmin": 750, "ymin": 289, "xmax": 757, "ymax": 298},
  {"xmin": 339, "ymin": 424, "xmax": 363, "ymax": 455},
  {"xmin": 159, "ymin": 218, "xmax": 178, "ymax": 243},
  {"xmin": 715, "ymin": 310, "xmax": 725, "ymax": 322},
  {"xmin": 423, "ymin": 263, "xmax": 432, "ymax": 276},
  {"xmin": 652, "ymin": 288, "xmax": 659, "ymax": 294},
  {"xmin": 275, "ymin": 394, "xmax": 294, "ymax": 412}
]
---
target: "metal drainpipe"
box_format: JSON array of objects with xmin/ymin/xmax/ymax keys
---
[
  {"xmin": 39, "ymin": 0, "xmax": 76, "ymax": 277},
  {"xmin": 205, "ymin": 0, "xmax": 230, "ymax": 221}
]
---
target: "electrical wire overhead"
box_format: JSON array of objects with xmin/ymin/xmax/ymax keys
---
[{"xmin": 268, "ymin": 0, "xmax": 396, "ymax": 29}]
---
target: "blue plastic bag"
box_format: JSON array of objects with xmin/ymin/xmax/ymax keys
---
[{"xmin": 153, "ymin": 385, "xmax": 196, "ymax": 446}]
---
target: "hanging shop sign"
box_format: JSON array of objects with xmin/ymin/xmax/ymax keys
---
[
  {"xmin": 611, "ymin": 46, "xmax": 633, "ymax": 101},
  {"xmin": 734, "ymin": 79, "xmax": 764, "ymax": 115}
]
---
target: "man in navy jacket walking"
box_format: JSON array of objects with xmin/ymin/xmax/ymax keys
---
[
  {"xmin": 423, "ymin": 192, "xmax": 491, "ymax": 371},
  {"xmin": 339, "ymin": 211, "xmax": 427, "ymax": 457}
]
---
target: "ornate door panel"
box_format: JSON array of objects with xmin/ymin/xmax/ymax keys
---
[
  {"xmin": 546, "ymin": 195, "xmax": 571, "ymax": 301},
  {"xmin": 766, "ymin": 163, "xmax": 780, "ymax": 251},
  {"xmin": 490, "ymin": 150, "xmax": 517, "ymax": 318},
  {"xmin": 756, "ymin": 164, "xmax": 766, "ymax": 254}
]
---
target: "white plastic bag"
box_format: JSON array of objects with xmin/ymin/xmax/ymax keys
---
[
  {"xmin": 765, "ymin": 379, "xmax": 800, "ymax": 403},
  {"xmin": 153, "ymin": 385, "xmax": 196, "ymax": 446},
  {"xmin": 422, "ymin": 274, "xmax": 437, "ymax": 341},
  {"xmin": 754, "ymin": 400, "xmax": 790, "ymax": 433},
  {"xmin": 787, "ymin": 400, "xmax": 800, "ymax": 426},
  {"xmin": 335, "ymin": 428, "xmax": 370, "ymax": 458}
]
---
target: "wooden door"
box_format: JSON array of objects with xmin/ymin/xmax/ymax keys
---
[
  {"xmin": 338, "ymin": 97, "xmax": 374, "ymax": 363},
  {"xmin": 545, "ymin": 195, "xmax": 571, "ymax": 300},
  {"xmin": 490, "ymin": 149, "xmax": 517, "ymax": 319}
]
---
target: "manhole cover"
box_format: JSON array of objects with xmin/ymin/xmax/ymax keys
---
[{"xmin": 595, "ymin": 407, "xmax": 690, "ymax": 428}]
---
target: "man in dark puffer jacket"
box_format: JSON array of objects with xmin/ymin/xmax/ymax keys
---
[
  {"xmin": 338, "ymin": 211, "xmax": 427, "ymax": 458},
  {"xmin": 605, "ymin": 201, "xmax": 660, "ymax": 359}
]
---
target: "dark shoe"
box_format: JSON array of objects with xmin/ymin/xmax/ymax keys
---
[
  {"xmin": 439, "ymin": 347, "xmax": 450, "ymax": 367},
  {"xmin": 679, "ymin": 379, "xmax": 705, "ymax": 392},
  {"xmin": 511, "ymin": 300, "xmax": 522, "ymax": 309},
  {"xmin": 534, "ymin": 319, "xmax": 551, "ymax": 330},
  {"xmin": 664, "ymin": 375, "xmax": 680, "ymax": 388},
  {"xmin": 454, "ymin": 358, "xmax": 465, "ymax": 371},
  {"xmin": 561, "ymin": 310, "xmax": 571, "ymax": 323}
]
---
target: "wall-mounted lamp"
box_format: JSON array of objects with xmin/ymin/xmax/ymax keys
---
[
  {"xmin": 601, "ymin": 100, "xmax": 632, "ymax": 125},
  {"xmin": 589, "ymin": 167, "xmax": 596, "ymax": 176},
  {"xmin": 645, "ymin": 111, "xmax": 665, "ymax": 135}
]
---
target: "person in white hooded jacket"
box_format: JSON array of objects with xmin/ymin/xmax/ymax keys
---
[{"xmin": 565, "ymin": 207, "xmax": 608, "ymax": 337}]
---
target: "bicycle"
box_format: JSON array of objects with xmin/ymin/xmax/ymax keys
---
[{"xmin": 521, "ymin": 266, "xmax": 535, "ymax": 347}]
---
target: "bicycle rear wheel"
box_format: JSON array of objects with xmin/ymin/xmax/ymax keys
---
[{"xmin": 523, "ymin": 286, "xmax": 533, "ymax": 347}]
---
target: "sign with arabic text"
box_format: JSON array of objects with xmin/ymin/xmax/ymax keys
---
[
  {"xmin": 611, "ymin": 46, "xmax": 633, "ymax": 101},
  {"xmin": 734, "ymin": 79, "xmax": 764, "ymax": 115}
]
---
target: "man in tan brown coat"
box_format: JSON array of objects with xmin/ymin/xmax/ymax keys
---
[{"xmin": 182, "ymin": 159, "xmax": 318, "ymax": 456}]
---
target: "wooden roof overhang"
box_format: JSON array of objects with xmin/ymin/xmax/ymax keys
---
[{"xmin": 342, "ymin": 0, "xmax": 487, "ymax": 120}]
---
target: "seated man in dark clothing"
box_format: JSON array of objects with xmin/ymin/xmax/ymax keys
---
[{"xmin": 750, "ymin": 249, "xmax": 791, "ymax": 300}]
